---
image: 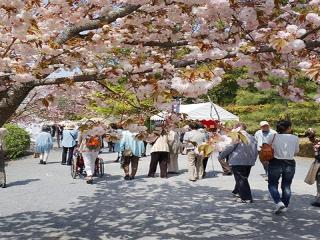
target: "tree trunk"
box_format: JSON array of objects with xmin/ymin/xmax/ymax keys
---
[{"xmin": 0, "ymin": 85, "xmax": 34, "ymax": 127}]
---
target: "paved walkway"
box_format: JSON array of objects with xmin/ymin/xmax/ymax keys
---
[{"xmin": 0, "ymin": 149, "xmax": 319, "ymax": 240}]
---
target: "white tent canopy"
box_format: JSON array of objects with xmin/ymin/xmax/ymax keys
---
[{"xmin": 151, "ymin": 102, "xmax": 239, "ymax": 121}]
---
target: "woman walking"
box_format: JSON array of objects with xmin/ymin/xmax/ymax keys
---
[
  {"xmin": 267, "ymin": 120, "xmax": 299, "ymax": 214},
  {"xmin": 148, "ymin": 127, "xmax": 170, "ymax": 178},
  {"xmin": 35, "ymin": 125, "xmax": 53, "ymax": 165},
  {"xmin": 78, "ymin": 121, "xmax": 105, "ymax": 184},
  {"xmin": 218, "ymin": 123, "xmax": 258, "ymax": 203}
]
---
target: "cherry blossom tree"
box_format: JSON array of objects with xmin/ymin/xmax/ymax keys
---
[{"xmin": 1, "ymin": 0, "xmax": 320, "ymax": 127}]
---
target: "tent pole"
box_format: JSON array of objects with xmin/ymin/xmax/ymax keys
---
[{"xmin": 207, "ymin": 95, "xmax": 220, "ymax": 122}]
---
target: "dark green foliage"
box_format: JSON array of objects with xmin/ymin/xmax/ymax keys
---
[
  {"xmin": 3, "ymin": 124, "xmax": 31, "ymax": 159},
  {"xmin": 235, "ymin": 90, "xmax": 286, "ymax": 105}
]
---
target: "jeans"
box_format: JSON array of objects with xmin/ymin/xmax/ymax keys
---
[
  {"xmin": 232, "ymin": 165, "xmax": 252, "ymax": 201},
  {"xmin": 268, "ymin": 159, "xmax": 296, "ymax": 207}
]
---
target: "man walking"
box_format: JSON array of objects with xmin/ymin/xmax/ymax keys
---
[
  {"xmin": 120, "ymin": 129, "xmax": 145, "ymax": 180},
  {"xmin": 183, "ymin": 123, "xmax": 207, "ymax": 181},
  {"xmin": 255, "ymin": 121, "xmax": 276, "ymax": 180},
  {"xmin": 61, "ymin": 124, "xmax": 78, "ymax": 165}
]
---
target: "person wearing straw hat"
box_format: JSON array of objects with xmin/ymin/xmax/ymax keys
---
[{"xmin": 61, "ymin": 123, "xmax": 78, "ymax": 165}]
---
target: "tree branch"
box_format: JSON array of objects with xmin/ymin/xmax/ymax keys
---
[
  {"xmin": 300, "ymin": 26, "xmax": 320, "ymax": 40},
  {"xmin": 56, "ymin": 4, "xmax": 141, "ymax": 45},
  {"xmin": 124, "ymin": 40, "xmax": 189, "ymax": 48}
]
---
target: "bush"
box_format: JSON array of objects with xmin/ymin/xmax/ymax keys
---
[
  {"xmin": 225, "ymin": 102, "xmax": 320, "ymax": 135},
  {"xmin": 3, "ymin": 124, "xmax": 31, "ymax": 159},
  {"xmin": 235, "ymin": 89, "xmax": 286, "ymax": 105}
]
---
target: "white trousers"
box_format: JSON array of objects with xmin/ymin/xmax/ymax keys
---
[
  {"xmin": 82, "ymin": 151, "xmax": 99, "ymax": 176},
  {"xmin": 40, "ymin": 151, "xmax": 50, "ymax": 163}
]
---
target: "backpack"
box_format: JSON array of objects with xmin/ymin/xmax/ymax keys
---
[
  {"xmin": 259, "ymin": 135, "xmax": 276, "ymax": 161},
  {"xmin": 85, "ymin": 136, "xmax": 101, "ymax": 150}
]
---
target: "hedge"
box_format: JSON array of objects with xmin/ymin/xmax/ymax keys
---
[{"xmin": 3, "ymin": 124, "xmax": 31, "ymax": 159}]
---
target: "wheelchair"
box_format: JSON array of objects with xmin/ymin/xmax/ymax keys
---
[{"xmin": 71, "ymin": 150, "xmax": 104, "ymax": 179}]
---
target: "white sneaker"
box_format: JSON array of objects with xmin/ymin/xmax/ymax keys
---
[
  {"xmin": 274, "ymin": 202, "xmax": 285, "ymax": 214},
  {"xmin": 282, "ymin": 207, "xmax": 288, "ymax": 213}
]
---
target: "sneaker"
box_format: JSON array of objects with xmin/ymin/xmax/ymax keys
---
[
  {"xmin": 311, "ymin": 201, "xmax": 320, "ymax": 207},
  {"xmin": 223, "ymin": 172, "xmax": 232, "ymax": 176},
  {"xmin": 233, "ymin": 193, "xmax": 241, "ymax": 198},
  {"xmin": 86, "ymin": 179, "xmax": 93, "ymax": 184},
  {"xmin": 124, "ymin": 175, "xmax": 130, "ymax": 180},
  {"xmin": 39, "ymin": 160, "xmax": 44, "ymax": 164},
  {"xmin": 274, "ymin": 202, "xmax": 285, "ymax": 214},
  {"xmin": 282, "ymin": 207, "xmax": 288, "ymax": 213},
  {"xmin": 129, "ymin": 176, "xmax": 135, "ymax": 180},
  {"xmin": 0, "ymin": 183, "xmax": 6, "ymax": 188},
  {"xmin": 43, "ymin": 161, "xmax": 47, "ymax": 165}
]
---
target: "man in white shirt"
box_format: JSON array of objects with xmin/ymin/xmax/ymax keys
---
[
  {"xmin": 183, "ymin": 123, "xmax": 207, "ymax": 181},
  {"xmin": 254, "ymin": 121, "xmax": 277, "ymax": 178}
]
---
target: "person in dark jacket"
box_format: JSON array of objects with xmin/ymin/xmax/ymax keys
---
[{"xmin": 218, "ymin": 123, "xmax": 258, "ymax": 203}]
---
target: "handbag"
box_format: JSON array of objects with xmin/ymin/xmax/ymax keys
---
[
  {"xmin": 304, "ymin": 160, "xmax": 320, "ymax": 185},
  {"xmin": 33, "ymin": 152, "xmax": 40, "ymax": 158},
  {"xmin": 259, "ymin": 134, "xmax": 276, "ymax": 161}
]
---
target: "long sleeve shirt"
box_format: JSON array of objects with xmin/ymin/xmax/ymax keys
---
[
  {"xmin": 218, "ymin": 131, "xmax": 258, "ymax": 166},
  {"xmin": 183, "ymin": 130, "xmax": 207, "ymax": 150},
  {"xmin": 119, "ymin": 130, "xmax": 145, "ymax": 157}
]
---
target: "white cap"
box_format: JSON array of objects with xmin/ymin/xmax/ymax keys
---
[{"xmin": 260, "ymin": 121, "xmax": 269, "ymax": 127}]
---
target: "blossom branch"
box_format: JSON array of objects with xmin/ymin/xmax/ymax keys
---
[{"xmin": 56, "ymin": 4, "xmax": 141, "ymax": 45}]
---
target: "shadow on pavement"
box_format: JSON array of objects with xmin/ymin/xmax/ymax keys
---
[
  {"xmin": 6, "ymin": 178, "xmax": 40, "ymax": 188},
  {"xmin": 0, "ymin": 177, "xmax": 320, "ymax": 239}
]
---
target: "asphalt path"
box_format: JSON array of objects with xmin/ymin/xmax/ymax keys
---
[{"xmin": 0, "ymin": 148, "xmax": 319, "ymax": 240}]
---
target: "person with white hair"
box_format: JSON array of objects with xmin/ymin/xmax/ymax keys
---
[
  {"xmin": 35, "ymin": 125, "xmax": 53, "ymax": 165},
  {"xmin": 0, "ymin": 128, "xmax": 8, "ymax": 188}
]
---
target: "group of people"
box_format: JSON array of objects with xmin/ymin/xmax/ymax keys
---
[{"xmin": 2, "ymin": 117, "xmax": 320, "ymax": 214}]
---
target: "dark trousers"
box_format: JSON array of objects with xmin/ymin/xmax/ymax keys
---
[
  {"xmin": 62, "ymin": 146, "xmax": 75, "ymax": 165},
  {"xmin": 148, "ymin": 152, "xmax": 169, "ymax": 178},
  {"xmin": 123, "ymin": 155, "xmax": 139, "ymax": 177},
  {"xmin": 0, "ymin": 151, "xmax": 5, "ymax": 185},
  {"xmin": 268, "ymin": 159, "xmax": 295, "ymax": 207},
  {"xmin": 232, "ymin": 165, "xmax": 253, "ymax": 201},
  {"xmin": 203, "ymin": 157, "xmax": 208, "ymax": 172},
  {"xmin": 316, "ymin": 169, "xmax": 320, "ymax": 203}
]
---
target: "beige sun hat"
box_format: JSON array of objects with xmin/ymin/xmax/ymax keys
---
[{"xmin": 65, "ymin": 123, "xmax": 76, "ymax": 130}]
